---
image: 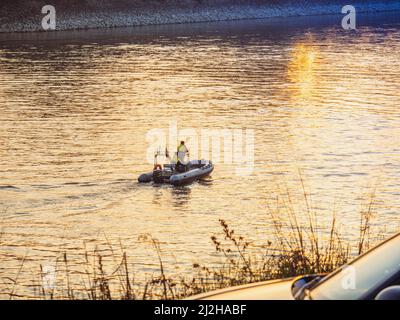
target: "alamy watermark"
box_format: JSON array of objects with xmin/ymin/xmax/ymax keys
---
[
  {"xmin": 41, "ymin": 262, "xmax": 56, "ymax": 290},
  {"xmin": 146, "ymin": 121, "xmax": 254, "ymax": 176},
  {"xmin": 340, "ymin": 265, "xmax": 357, "ymax": 290},
  {"xmin": 342, "ymin": 5, "xmax": 357, "ymax": 30},
  {"xmin": 41, "ymin": 5, "xmax": 56, "ymax": 31}
]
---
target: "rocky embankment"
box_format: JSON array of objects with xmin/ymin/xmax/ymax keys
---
[{"xmin": 0, "ymin": 0, "xmax": 399, "ymax": 33}]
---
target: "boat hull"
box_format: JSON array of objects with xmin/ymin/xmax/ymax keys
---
[
  {"xmin": 138, "ymin": 160, "xmax": 213, "ymax": 186},
  {"xmin": 170, "ymin": 161, "xmax": 214, "ymax": 186}
]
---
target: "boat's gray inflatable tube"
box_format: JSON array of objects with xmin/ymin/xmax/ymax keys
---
[
  {"xmin": 169, "ymin": 161, "xmax": 213, "ymax": 186},
  {"xmin": 138, "ymin": 172, "xmax": 153, "ymax": 183},
  {"xmin": 137, "ymin": 160, "xmax": 213, "ymax": 185}
]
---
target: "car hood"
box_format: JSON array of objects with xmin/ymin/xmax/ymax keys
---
[{"xmin": 188, "ymin": 277, "xmax": 296, "ymax": 300}]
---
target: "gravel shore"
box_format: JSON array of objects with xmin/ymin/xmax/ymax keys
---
[{"xmin": 0, "ymin": 0, "xmax": 399, "ymax": 33}]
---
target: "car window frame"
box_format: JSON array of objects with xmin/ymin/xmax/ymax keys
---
[
  {"xmin": 309, "ymin": 233, "xmax": 400, "ymax": 300},
  {"xmin": 361, "ymin": 271, "xmax": 400, "ymax": 300}
]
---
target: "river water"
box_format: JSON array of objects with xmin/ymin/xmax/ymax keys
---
[{"xmin": 1, "ymin": 12, "xmax": 399, "ymax": 297}]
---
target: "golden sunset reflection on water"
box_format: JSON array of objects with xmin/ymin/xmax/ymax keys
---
[{"xmin": 0, "ymin": 14, "xmax": 400, "ymax": 297}]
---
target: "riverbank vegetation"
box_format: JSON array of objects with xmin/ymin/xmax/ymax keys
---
[{"xmin": 1, "ymin": 184, "xmax": 384, "ymax": 300}]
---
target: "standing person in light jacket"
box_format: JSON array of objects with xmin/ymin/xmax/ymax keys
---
[{"xmin": 176, "ymin": 141, "xmax": 189, "ymax": 172}]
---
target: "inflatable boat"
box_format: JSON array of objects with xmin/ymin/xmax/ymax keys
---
[{"xmin": 138, "ymin": 160, "xmax": 213, "ymax": 186}]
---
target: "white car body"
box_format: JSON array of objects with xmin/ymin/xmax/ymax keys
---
[{"xmin": 188, "ymin": 277, "xmax": 298, "ymax": 300}]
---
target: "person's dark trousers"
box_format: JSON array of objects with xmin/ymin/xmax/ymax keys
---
[{"xmin": 176, "ymin": 162, "xmax": 187, "ymax": 173}]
